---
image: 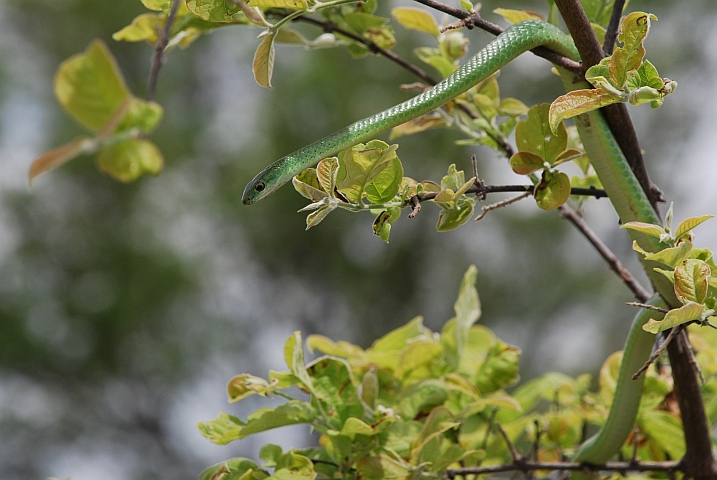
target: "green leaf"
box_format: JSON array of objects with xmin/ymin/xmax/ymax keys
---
[
  {"xmin": 96, "ymin": 138, "xmax": 164, "ymax": 182},
  {"xmin": 113, "ymin": 13, "xmax": 163, "ymax": 43},
  {"xmin": 293, "ymin": 169, "xmax": 329, "ymax": 202},
  {"xmin": 435, "ymin": 197, "xmax": 474, "ymax": 231},
  {"xmin": 306, "ymin": 356, "xmax": 363, "ymax": 423},
  {"xmin": 227, "ymin": 374, "xmax": 276, "ymax": 403},
  {"xmin": 54, "ymin": 40, "xmax": 130, "ymax": 132},
  {"xmin": 675, "ymin": 215, "xmax": 714, "ymax": 239},
  {"xmin": 639, "ymin": 409, "xmax": 686, "ymax": 459},
  {"xmin": 498, "ymin": 97, "xmax": 529, "ymax": 116},
  {"xmin": 643, "ymin": 302, "xmax": 702, "ymax": 334},
  {"xmin": 337, "ymin": 141, "xmax": 402, "ymax": 204},
  {"xmin": 118, "ymin": 98, "xmax": 163, "ymax": 134},
  {"xmin": 355, "ymin": 456, "xmax": 412, "ymax": 479},
  {"xmin": 621, "ymin": 221, "xmax": 666, "ymax": 238},
  {"xmin": 473, "ymin": 339, "xmax": 521, "ymax": 393},
  {"xmin": 198, "ymin": 412, "xmax": 246, "ymax": 445},
  {"xmin": 674, "ymin": 259, "xmax": 711, "ymax": 304},
  {"xmin": 395, "ymin": 339, "xmax": 443, "ymax": 380},
  {"xmin": 439, "ymin": 31, "xmax": 469, "ymax": 62},
  {"xmin": 644, "ymin": 241, "xmax": 692, "ymax": 267},
  {"xmin": 340, "ymin": 417, "xmax": 375, "ymax": 439},
  {"xmin": 413, "ymin": 47, "xmax": 456, "ymax": 78},
  {"xmin": 272, "ymin": 451, "xmax": 316, "ymax": 480},
  {"xmin": 516, "ymin": 104, "xmax": 568, "ymax": 164},
  {"xmin": 248, "ymin": 0, "xmax": 308, "ymax": 8},
  {"xmin": 199, "ymin": 458, "xmax": 268, "ymax": 480},
  {"xmin": 510, "ymin": 151, "xmax": 544, "ymax": 175},
  {"xmin": 398, "ymin": 380, "xmax": 449, "ymax": 419},
  {"xmin": 284, "ymin": 332, "xmax": 315, "ymax": 393},
  {"xmin": 260, "ymin": 444, "xmax": 283, "ymax": 466},
  {"xmin": 390, "ymin": 113, "xmax": 446, "ymax": 140},
  {"xmin": 454, "ymin": 265, "xmax": 481, "ymax": 359},
  {"xmin": 492, "ymin": 8, "xmax": 543, "ymax": 24},
  {"xmin": 186, "ymin": 0, "xmax": 240, "ymax": 22},
  {"xmin": 610, "ymin": 12, "xmax": 655, "ymax": 88},
  {"xmin": 253, "ymin": 31, "xmax": 276, "ymax": 89},
  {"xmin": 241, "ymin": 401, "xmax": 316, "ymax": 438},
  {"xmin": 316, "ymin": 157, "xmax": 340, "ymax": 195},
  {"xmin": 306, "ymin": 335, "xmax": 365, "ymax": 358},
  {"xmin": 549, "ymin": 89, "xmax": 621, "ymax": 133},
  {"xmin": 579, "ymin": 0, "xmax": 618, "ymax": 27},
  {"xmin": 534, "ymin": 170, "xmax": 570, "ymax": 210},
  {"xmin": 391, "ymin": 7, "xmax": 440, "ymax": 37},
  {"xmin": 142, "ymin": 0, "xmax": 171, "ymax": 10},
  {"xmin": 373, "ymin": 208, "xmax": 400, "ymax": 243}
]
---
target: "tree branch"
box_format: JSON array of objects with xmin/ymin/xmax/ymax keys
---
[
  {"xmin": 552, "ymin": 0, "xmax": 663, "ymax": 212},
  {"xmin": 147, "ymin": 0, "xmax": 181, "ymax": 102},
  {"xmin": 603, "ymin": 0, "xmax": 626, "ymax": 55},
  {"xmin": 666, "ymin": 332, "xmax": 717, "ymax": 479},
  {"xmin": 558, "ymin": 205, "xmax": 651, "ymax": 302},
  {"xmin": 411, "ymin": 0, "xmax": 582, "ymax": 74},
  {"xmin": 445, "ymin": 459, "xmax": 681, "ymax": 478}
]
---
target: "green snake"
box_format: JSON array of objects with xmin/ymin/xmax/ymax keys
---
[{"xmin": 242, "ymin": 20, "xmax": 673, "ymax": 471}]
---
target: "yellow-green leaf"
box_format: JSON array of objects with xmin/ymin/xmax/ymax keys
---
[
  {"xmin": 54, "ymin": 40, "xmax": 130, "ymax": 132},
  {"xmin": 643, "ymin": 302, "xmax": 704, "ymax": 334},
  {"xmin": 621, "ymin": 221, "xmax": 666, "ymax": 238},
  {"xmin": 609, "ymin": 12, "xmax": 656, "ymax": 88},
  {"xmin": 510, "ymin": 151, "xmax": 544, "ymax": 175},
  {"xmin": 675, "ymin": 215, "xmax": 714, "ymax": 239},
  {"xmin": 227, "ymin": 374, "xmax": 276, "ymax": 403},
  {"xmin": 96, "ymin": 138, "xmax": 164, "ymax": 182},
  {"xmin": 674, "ymin": 259, "xmax": 710, "ymax": 304},
  {"xmin": 391, "ymin": 7, "xmax": 440, "ymax": 37},
  {"xmin": 549, "ymin": 89, "xmax": 621, "ymax": 134},
  {"xmin": 493, "ymin": 8, "xmax": 543, "ymax": 24},
  {"xmin": 248, "ymin": 0, "xmax": 308, "ymax": 9},
  {"xmin": 186, "ymin": 0, "xmax": 240, "ymax": 22},
  {"xmin": 253, "ymin": 32, "xmax": 276, "ymax": 89},
  {"xmin": 142, "ymin": 0, "xmax": 171, "ymax": 11},
  {"xmin": 516, "ymin": 103, "xmax": 567, "ymax": 165},
  {"xmin": 534, "ymin": 170, "xmax": 570, "ymax": 210},
  {"xmin": 113, "ymin": 13, "xmax": 163, "ymax": 43},
  {"xmin": 390, "ymin": 113, "xmax": 446, "ymax": 140}
]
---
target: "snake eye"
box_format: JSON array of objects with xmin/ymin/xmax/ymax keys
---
[{"xmin": 254, "ymin": 181, "xmax": 266, "ymax": 192}]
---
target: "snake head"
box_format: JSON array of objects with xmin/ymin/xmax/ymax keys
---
[{"xmin": 242, "ymin": 158, "xmax": 295, "ymax": 205}]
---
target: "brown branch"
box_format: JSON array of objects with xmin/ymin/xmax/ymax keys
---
[
  {"xmin": 445, "ymin": 460, "xmax": 681, "ymax": 478},
  {"xmin": 552, "ymin": 0, "xmax": 663, "ymax": 212},
  {"xmin": 603, "ymin": 0, "xmax": 626, "ymax": 55},
  {"xmin": 666, "ymin": 332, "xmax": 717, "ymax": 479},
  {"xmin": 147, "ymin": 0, "xmax": 181, "ymax": 102},
  {"xmin": 411, "ymin": 0, "xmax": 582, "ymax": 75},
  {"xmin": 631, "ymin": 324, "xmax": 682, "ymax": 380},
  {"xmin": 558, "ymin": 205, "xmax": 651, "ymax": 302}
]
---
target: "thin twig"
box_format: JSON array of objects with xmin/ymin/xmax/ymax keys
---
[
  {"xmin": 444, "ymin": 460, "xmax": 681, "ymax": 478},
  {"xmin": 474, "ymin": 192, "xmax": 531, "ymax": 221},
  {"xmin": 603, "ymin": 0, "xmax": 626, "ymax": 55},
  {"xmin": 147, "ymin": 0, "xmax": 181, "ymax": 102},
  {"xmin": 496, "ymin": 422, "xmax": 522, "ymax": 461},
  {"xmin": 559, "ymin": 205, "xmax": 651, "ymax": 302},
  {"xmin": 681, "ymin": 328, "xmax": 705, "ymax": 384},
  {"xmin": 632, "ymin": 325, "xmax": 682, "ymax": 380},
  {"xmin": 625, "ymin": 302, "xmax": 669, "ymax": 313},
  {"xmin": 411, "ymin": 0, "xmax": 582, "ymax": 74}
]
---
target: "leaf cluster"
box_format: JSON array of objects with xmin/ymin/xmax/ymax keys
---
[
  {"xmin": 198, "ymin": 266, "xmax": 698, "ymax": 479},
  {"xmin": 549, "ymin": 12, "xmax": 677, "ymax": 131},
  {"xmin": 292, "ymin": 140, "xmax": 477, "ymax": 239},
  {"xmin": 623, "ymin": 208, "xmax": 717, "ymax": 333}
]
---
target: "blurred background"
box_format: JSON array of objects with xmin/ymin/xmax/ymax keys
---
[{"xmin": 0, "ymin": 0, "xmax": 715, "ymax": 478}]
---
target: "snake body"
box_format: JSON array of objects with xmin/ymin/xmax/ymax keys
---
[{"xmin": 242, "ymin": 20, "xmax": 673, "ymax": 469}]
